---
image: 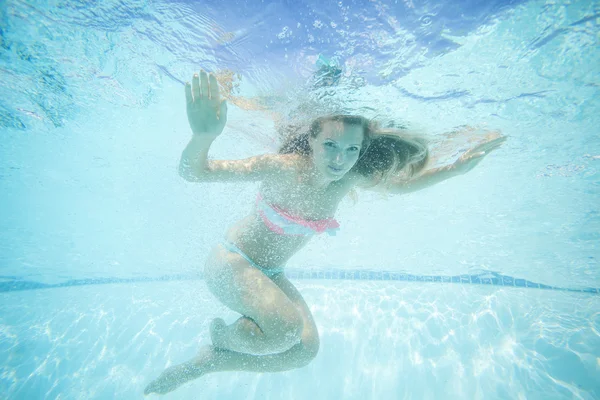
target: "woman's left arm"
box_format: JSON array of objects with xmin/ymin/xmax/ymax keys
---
[{"xmin": 363, "ymin": 131, "xmax": 507, "ymax": 195}]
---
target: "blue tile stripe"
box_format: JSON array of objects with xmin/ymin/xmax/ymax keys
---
[
  {"xmin": 0, "ymin": 270, "xmax": 598, "ymax": 294},
  {"xmin": 285, "ymin": 269, "xmax": 599, "ymax": 294}
]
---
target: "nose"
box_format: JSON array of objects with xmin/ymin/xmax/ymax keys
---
[{"xmin": 333, "ymin": 151, "xmax": 345, "ymax": 165}]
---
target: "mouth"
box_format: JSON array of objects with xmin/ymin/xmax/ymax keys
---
[{"xmin": 328, "ymin": 165, "xmax": 344, "ymax": 174}]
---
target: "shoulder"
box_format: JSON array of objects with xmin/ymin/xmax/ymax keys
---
[{"xmin": 348, "ymin": 170, "xmax": 379, "ymax": 189}]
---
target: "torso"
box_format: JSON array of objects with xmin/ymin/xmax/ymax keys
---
[{"xmin": 225, "ymin": 154, "xmax": 361, "ymax": 268}]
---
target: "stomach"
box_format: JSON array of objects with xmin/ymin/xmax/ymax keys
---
[{"xmin": 224, "ymin": 213, "xmax": 312, "ymax": 268}]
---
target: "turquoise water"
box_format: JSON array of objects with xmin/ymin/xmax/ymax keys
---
[{"xmin": 1, "ymin": 0, "xmax": 599, "ymax": 398}]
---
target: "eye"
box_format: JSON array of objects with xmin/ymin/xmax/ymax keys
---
[
  {"xmin": 324, "ymin": 142, "xmax": 336, "ymax": 148},
  {"xmin": 348, "ymin": 146, "xmax": 360, "ymax": 152}
]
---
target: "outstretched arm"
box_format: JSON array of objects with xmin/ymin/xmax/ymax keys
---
[{"xmin": 362, "ymin": 129, "xmax": 507, "ymax": 195}]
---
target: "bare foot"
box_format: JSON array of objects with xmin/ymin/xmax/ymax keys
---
[{"xmin": 144, "ymin": 346, "xmax": 214, "ymax": 396}]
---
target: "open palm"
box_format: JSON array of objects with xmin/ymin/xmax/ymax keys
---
[
  {"xmin": 185, "ymin": 71, "xmax": 228, "ymax": 136},
  {"xmin": 453, "ymin": 131, "xmax": 507, "ymax": 173}
]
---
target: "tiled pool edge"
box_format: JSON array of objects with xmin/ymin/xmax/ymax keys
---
[{"xmin": 0, "ymin": 270, "xmax": 598, "ymax": 295}]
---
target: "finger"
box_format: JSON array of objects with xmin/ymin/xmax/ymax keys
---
[
  {"xmin": 485, "ymin": 130, "xmax": 505, "ymax": 140},
  {"xmin": 209, "ymin": 73, "xmax": 220, "ymax": 103},
  {"xmin": 219, "ymin": 100, "xmax": 228, "ymax": 122},
  {"xmin": 192, "ymin": 74, "xmax": 200, "ymax": 99},
  {"xmin": 463, "ymin": 150, "xmax": 485, "ymax": 160},
  {"xmin": 185, "ymin": 82, "xmax": 193, "ymax": 104},
  {"xmin": 200, "ymin": 70, "xmax": 209, "ymax": 98},
  {"xmin": 485, "ymin": 135, "xmax": 508, "ymax": 146},
  {"xmin": 473, "ymin": 136, "xmax": 507, "ymax": 153},
  {"xmin": 481, "ymin": 139, "xmax": 506, "ymax": 153}
]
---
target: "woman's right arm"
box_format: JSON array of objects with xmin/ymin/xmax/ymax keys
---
[
  {"xmin": 178, "ymin": 71, "xmax": 284, "ymax": 183},
  {"xmin": 178, "ymin": 135, "xmax": 283, "ymax": 182}
]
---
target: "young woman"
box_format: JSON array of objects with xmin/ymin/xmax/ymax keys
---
[{"xmin": 144, "ymin": 71, "xmax": 505, "ymax": 395}]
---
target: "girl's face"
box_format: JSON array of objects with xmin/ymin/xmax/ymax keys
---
[{"xmin": 309, "ymin": 121, "xmax": 364, "ymax": 181}]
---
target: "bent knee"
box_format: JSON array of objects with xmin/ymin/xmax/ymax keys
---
[
  {"xmin": 296, "ymin": 333, "xmax": 320, "ymax": 367},
  {"xmin": 280, "ymin": 311, "xmax": 304, "ymax": 339}
]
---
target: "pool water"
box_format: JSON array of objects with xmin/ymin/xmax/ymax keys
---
[
  {"xmin": 1, "ymin": 0, "xmax": 599, "ymax": 398},
  {"xmin": 1, "ymin": 282, "xmax": 599, "ymax": 399}
]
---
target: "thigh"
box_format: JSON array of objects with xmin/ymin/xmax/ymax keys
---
[
  {"xmin": 203, "ymin": 244, "xmax": 299, "ymax": 329},
  {"xmin": 270, "ymin": 274, "xmax": 319, "ymax": 342}
]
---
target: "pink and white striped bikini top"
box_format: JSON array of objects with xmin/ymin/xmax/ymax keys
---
[{"xmin": 255, "ymin": 193, "xmax": 340, "ymax": 236}]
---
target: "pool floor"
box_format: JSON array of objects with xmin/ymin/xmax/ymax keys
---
[{"xmin": 1, "ymin": 280, "xmax": 598, "ymax": 399}]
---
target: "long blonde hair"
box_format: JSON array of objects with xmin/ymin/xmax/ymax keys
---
[{"xmin": 278, "ymin": 115, "xmax": 429, "ymax": 184}]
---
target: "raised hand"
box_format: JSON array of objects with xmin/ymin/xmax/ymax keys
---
[{"xmin": 185, "ymin": 71, "xmax": 228, "ymax": 137}]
